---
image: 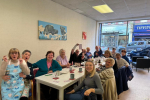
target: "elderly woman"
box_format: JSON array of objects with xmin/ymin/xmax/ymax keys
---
[
  {"xmin": 56, "ymin": 49, "xmax": 70, "ymax": 68},
  {"xmin": 94, "ymin": 46, "xmax": 102, "ymax": 58},
  {"xmin": 116, "ymin": 53, "xmax": 129, "ymax": 69},
  {"xmin": 32, "ymin": 50, "xmax": 62, "ymax": 100},
  {"xmin": 0, "ymin": 48, "xmax": 30, "ymax": 100},
  {"xmin": 86, "ymin": 47, "xmax": 93, "ymax": 59},
  {"xmin": 121, "ymin": 50, "xmax": 130, "ymax": 64},
  {"xmin": 20, "ymin": 50, "xmax": 34, "ymax": 100},
  {"xmin": 65, "ymin": 61, "xmax": 103, "ymax": 100},
  {"xmin": 98, "ymin": 58, "xmax": 117, "ymax": 100},
  {"xmin": 98, "ymin": 58, "xmax": 115, "ymax": 85},
  {"xmin": 69, "ymin": 44, "xmax": 84, "ymax": 64},
  {"xmin": 103, "ymin": 50, "xmax": 118, "ymax": 71}
]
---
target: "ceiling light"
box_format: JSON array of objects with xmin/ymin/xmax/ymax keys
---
[{"xmin": 93, "ymin": 4, "xmax": 113, "ymax": 13}]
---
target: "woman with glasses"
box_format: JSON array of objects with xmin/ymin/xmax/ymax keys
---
[{"xmin": 0, "ymin": 48, "xmax": 30, "ymax": 100}]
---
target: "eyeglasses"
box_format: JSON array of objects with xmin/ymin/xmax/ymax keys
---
[{"xmin": 11, "ymin": 52, "xmax": 18, "ymax": 54}]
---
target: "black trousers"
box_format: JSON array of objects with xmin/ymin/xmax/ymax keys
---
[{"xmin": 40, "ymin": 84, "xmax": 58, "ymax": 100}]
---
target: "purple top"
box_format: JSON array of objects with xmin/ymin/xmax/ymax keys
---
[{"xmin": 56, "ymin": 55, "xmax": 68, "ymax": 65}]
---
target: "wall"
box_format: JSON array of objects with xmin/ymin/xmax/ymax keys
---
[{"xmin": 0, "ymin": 0, "xmax": 96, "ymax": 84}]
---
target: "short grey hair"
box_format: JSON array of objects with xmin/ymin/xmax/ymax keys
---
[
  {"xmin": 105, "ymin": 58, "xmax": 115, "ymax": 66},
  {"xmin": 59, "ymin": 49, "xmax": 65, "ymax": 55},
  {"xmin": 22, "ymin": 50, "xmax": 31, "ymax": 55}
]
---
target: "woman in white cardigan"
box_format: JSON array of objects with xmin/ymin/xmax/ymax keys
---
[{"xmin": 116, "ymin": 53, "xmax": 129, "ymax": 69}]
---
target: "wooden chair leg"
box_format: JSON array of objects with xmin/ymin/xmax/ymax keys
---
[{"xmin": 118, "ymin": 95, "xmax": 119, "ymax": 99}]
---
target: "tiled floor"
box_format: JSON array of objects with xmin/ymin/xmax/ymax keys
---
[{"xmin": 119, "ymin": 67, "xmax": 150, "ymax": 100}]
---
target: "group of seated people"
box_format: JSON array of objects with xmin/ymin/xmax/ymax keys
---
[{"xmin": 0, "ymin": 44, "xmax": 130, "ymax": 100}]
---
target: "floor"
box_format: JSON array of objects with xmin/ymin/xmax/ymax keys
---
[{"xmin": 119, "ymin": 67, "xmax": 150, "ymax": 100}]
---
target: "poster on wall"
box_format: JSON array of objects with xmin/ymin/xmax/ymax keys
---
[
  {"xmin": 38, "ymin": 20, "xmax": 67, "ymax": 40},
  {"xmin": 82, "ymin": 32, "xmax": 87, "ymax": 40}
]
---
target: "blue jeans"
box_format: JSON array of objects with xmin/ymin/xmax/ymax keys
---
[
  {"xmin": 65, "ymin": 88, "xmax": 86, "ymax": 100},
  {"xmin": 65, "ymin": 88, "xmax": 98, "ymax": 100}
]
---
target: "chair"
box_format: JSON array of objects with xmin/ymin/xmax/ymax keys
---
[
  {"xmin": 132, "ymin": 58, "xmax": 150, "ymax": 72},
  {"xmin": 0, "ymin": 86, "xmax": 1, "ymax": 100},
  {"xmin": 28, "ymin": 80, "xmax": 34, "ymax": 100},
  {"xmin": 28, "ymin": 68, "xmax": 39, "ymax": 100},
  {"xmin": 132, "ymin": 56, "xmax": 144, "ymax": 68},
  {"xmin": 102, "ymin": 77, "xmax": 117, "ymax": 100},
  {"xmin": 115, "ymin": 67, "xmax": 128, "ymax": 95}
]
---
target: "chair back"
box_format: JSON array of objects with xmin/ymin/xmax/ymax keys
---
[
  {"xmin": 0, "ymin": 86, "xmax": 1, "ymax": 100},
  {"xmin": 136, "ymin": 58, "xmax": 150, "ymax": 68},
  {"xmin": 132, "ymin": 56, "xmax": 144, "ymax": 62},
  {"xmin": 103, "ymin": 77, "xmax": 117, "ymax": 100}
]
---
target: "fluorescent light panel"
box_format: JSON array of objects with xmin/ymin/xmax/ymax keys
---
[{"xmin": 93, "ymin": 4, "xmax": 113, "ymax": 13}]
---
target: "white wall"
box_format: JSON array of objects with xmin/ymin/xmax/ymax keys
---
[{"xmin": 0, "ymin": 0, "xmax": 96, "ymax": 84}]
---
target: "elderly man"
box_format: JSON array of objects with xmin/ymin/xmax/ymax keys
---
[
  {"xmin": 97, "ymin": 58, "xmax": 115, "ymax": 85},
  {"xmin": 69, "ymin": 43, "xmax": 84, "ymax": 64},
  {"xmin": 116, "ymin": 53, "xmax": 129, "ymax": 69},
  {"xmin": 79, "ymin": 49, "xmax": 88, "ymax": 61},
  {"xmin": 94, "ymin": 46, "xmax": 103, "ymax": 58},
  {"xmin": 86, "ymin": 47, "xmax": 92, "ymax": 59}
]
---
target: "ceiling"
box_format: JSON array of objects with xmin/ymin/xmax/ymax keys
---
[{"xmin": 51, "ymin": 0, "xmax": 150, "ymax": 22}]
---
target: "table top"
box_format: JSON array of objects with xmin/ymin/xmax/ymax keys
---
[
  {"xmin": 35, "ymin": 66, "xmax": 85, "ymax": 89},
  {"xmin": 35, "ymin": 61, "xmax": 103, "ymax": 89}
]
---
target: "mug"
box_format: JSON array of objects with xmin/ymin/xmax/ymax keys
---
[
  {"xmin": 95, "ymin": 61, "xmax": 97, "ymax": 65},
  {"xmin": 70, "ymin": 74, "xmax": 74, "ymax": 79},
  {"xmin": 56, "ymin": 71, "xmax": 60, "ymax": 76},
  {"xmin": 70, "ymin": 66, "xmax": 72, "ymax": 71},
  {"xmin": 79, "ymin": 68, "xmax": 82, "ymax": 72}
]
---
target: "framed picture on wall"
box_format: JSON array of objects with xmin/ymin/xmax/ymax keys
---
[
  {"xmin": 38, "ymin": 20, "xmax": 67, "ymax": 40},
  {"xmin": 82, "ymin": 32, "xmax": 87, "ymax": 40}
]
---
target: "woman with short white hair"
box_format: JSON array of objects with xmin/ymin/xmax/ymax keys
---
[
  {"xmin": 98, "ymin": 58, "xmax": 115, "ymax": 85},
  {"xmin": 56, "ymin": 49, "xmax": 70, "ymax": 68}
]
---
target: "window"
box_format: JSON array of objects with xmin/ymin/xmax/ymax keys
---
[
  {"xmin": 128, "ymin": 42, "xmax": 137, "ymax": 46},
  {"xmin": 138, "ymin": 42, "xmax": 144, "ymax": 45}
]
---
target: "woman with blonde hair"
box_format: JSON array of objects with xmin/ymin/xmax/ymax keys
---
[
  {"xmin": 65, "ymin": 61, "xmax": 103, "ymax": 100},
  {"xmin": 0, "ymin": 48, "xmax": 30, "ymax": 100}
]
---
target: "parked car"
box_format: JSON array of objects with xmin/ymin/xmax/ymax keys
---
[
  {"xmin": 130, "ymin": 47, "xmax": 150, "ymax": 58},
  {"xmin": 118, "ymin": 41, "xmax": 150, "ymax": 53}
]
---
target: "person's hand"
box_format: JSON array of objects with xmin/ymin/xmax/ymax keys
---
[
  {"xmin": 19, "ymin": 58, "xmax": 23, "ymax": 64},
  {"xmin": 67, "ymin": 90, "xmax": 75, "ymax": 94},
  {"xmin": 99, "ymin": 63, "xmax": 102, "ymax": 66},
  {"xmin": 96, "ymin": 53, "xmax": 98, "ymax": 56},
  {"xmin": 19, "ymin": 72, "xmax": 26, "ymax": 78},
  {"xmin": 81, "ymin": 55, "xmax": 85, "ymax": 60},
  {"xmin": 3, "ymin": 56, "xmax": 8, "ymax": 62},
  {"xmin": 84, "ymin": 89, "xmax": 92, "ymax": 96},
  {"xmin": 99, "ymin": 47, "xmax": 101, "ymax": 50},
  {"xmin": 76, "ymin": 43, "xmax": 79, "ymax": 46},
  {"xmin": 96, "ymin": 68, "xmax": 100, "ymax": 71},
  {"xmin": 48, "ymin": 70, "xmax": 53, "ymax": 73},
  {"xmin": 2, "ymin": 75, "xmax": 10, "ymax": 81},
  {"xmin": 89, "ymin": 54, "xmax": 92, "ymax": 57},
  {"xmin": 126, "ymin": 65, "xmax": 129, "ymax": 67},
  {"xmin": 66, "ymin": 63, "xmax": 70, "ymax": 68}
]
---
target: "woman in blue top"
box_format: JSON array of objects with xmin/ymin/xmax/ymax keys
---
[
  {"xmin": 121, "ymin": 50, "xmax": 130, "ymax": 64},
  {"xmin": 32, "ymin": 50, "xmax": 62, "ymax": 100}
]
